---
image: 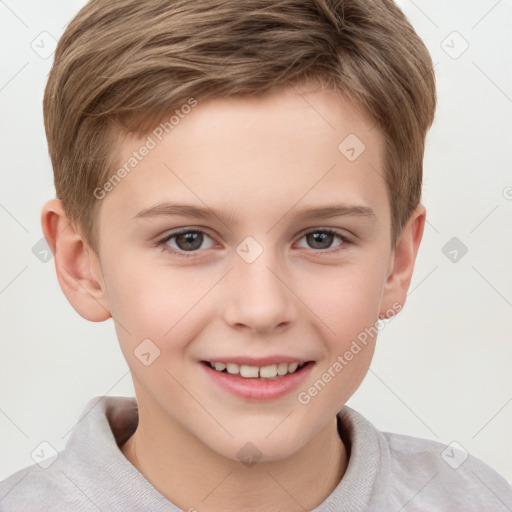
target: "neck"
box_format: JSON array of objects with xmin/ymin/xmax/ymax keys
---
[{"xmin": 121, "ymin": 405, "xmax": 347, "ymax": 512}]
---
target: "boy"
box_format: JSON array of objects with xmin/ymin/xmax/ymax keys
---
[{"xmin": 1, "ymin": 0, "xmax": 511, "ymax": 510}]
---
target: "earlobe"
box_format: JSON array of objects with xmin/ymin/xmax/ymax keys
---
[
  {"xmin": 41, "ymin": 199, "xmax": 111, "ymax": 322},
  {"xmin": 380, "ymin": 204, "xmax": 426, "ymax": 318}
]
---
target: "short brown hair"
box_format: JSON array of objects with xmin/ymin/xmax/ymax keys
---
[{"xmin": 43, "ymin": 0, "xmax": 436, "ymax": 253}]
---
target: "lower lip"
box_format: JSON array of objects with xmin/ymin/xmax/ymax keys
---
[{"xmin": 199, "ymin": 362, "xmax": 314, "ymax": 402}]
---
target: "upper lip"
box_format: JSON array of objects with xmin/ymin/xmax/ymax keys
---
[{"xmin": 201, "ymin": 356, "xmax": 313, "ymax": 367}]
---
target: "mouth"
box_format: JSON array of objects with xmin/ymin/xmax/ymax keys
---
[
  {"xmin": 200, "ymin": 360, "xmax": 314, "ymax": 380},
  {"xmin": 199, "ymin": 358, "xmax": 315, "ymax": 401}
]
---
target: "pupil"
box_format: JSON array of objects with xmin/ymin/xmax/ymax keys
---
[
  {"xmin": 177, "ymin": 232, "xmax": 202, "ymax": 251},
  {"xmin": 308, "ymin": 232, "xmax": 332, "ymax": 249}
]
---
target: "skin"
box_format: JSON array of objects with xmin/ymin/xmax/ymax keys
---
[{"xmin": 42, "ymin": 84, "xmax": 425, "ymax": 511}]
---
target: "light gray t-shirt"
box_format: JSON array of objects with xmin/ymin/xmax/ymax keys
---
[{"xmin": 1, "ymin": 396, "xmax": 510, "ymax": 511}]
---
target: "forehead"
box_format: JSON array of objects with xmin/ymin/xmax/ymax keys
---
[{"xmin": 98, "ymin": 85, "xmax": 388, "ymax": 233}]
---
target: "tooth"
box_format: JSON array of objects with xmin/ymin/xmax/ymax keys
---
[
  {"xmin": 259, "ymin": 364, "xmax": 278, "ymax": 378},
  {"xmin": 288, "ymin": 362, "xmax": 299, "ymax": 373},
  {"xmin": 214, "ymin": 361, "xmax": 302, "ymax": 377},
  {"xmin": 240, "ymin": 365, "xmax": 259, "ymax": 378},
  {"xmin": 277, "ymin": 363, "xmax": 289, "ymax": 376},
  {"xmin": 226, "ymin": 363, "xmax": 240, "ymax": 374}
]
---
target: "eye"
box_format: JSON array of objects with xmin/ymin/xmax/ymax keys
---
[
  {"xmin": 159, "ymin": 229, "xmax": 216, "ymax": 258},
  {"xmin": 296, "ymin": 229, "xmax": 350, "ymax": 253},
  {"xmin": 158, "ymin": 227, "xmax": 351, "ymax": 258}
]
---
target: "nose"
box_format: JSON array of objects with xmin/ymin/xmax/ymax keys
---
[{"xmin": 222, "ymin": 245, "xmax": 297, "ymax": 334}]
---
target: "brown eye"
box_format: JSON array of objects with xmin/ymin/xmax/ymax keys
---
[
  {"xmin": 297, "ymin": 229, "xmax": 348, "ymax": 251},
  {"xmin": 174, "ymin": 231, "xmax": 204, "ymax": 251},
  {"xmin": 161, "ymin": 229, "xmax": 215, "ymax": 257},
  {"xmin": 306, "ymin": 231, "xmax": 335, "ymax": 250}
]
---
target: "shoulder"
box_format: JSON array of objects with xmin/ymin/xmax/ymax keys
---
[
  {"xmin": 382, "ymin": 430, "xmax": 512, "ymax": 511},
  {"xmin": 0, "ymin": 396, "xmax": 141, "ymax": 512},
  {"xmin": 338, "ymin": 407, "xmax": 512, "ymax": 511},
  {"xmin": 0, "ymin": 462, "xmax": 78, "ymax": 511}
]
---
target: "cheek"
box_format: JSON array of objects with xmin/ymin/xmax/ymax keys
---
[
  {"xmin": 295, "ymin": 269, "xmax": 383, "ymax": 413},
  {"xmin": 298, "ymin": 258, "xmax": 386, "ymax": 391},
  {"xmin": 106, "ymin": 255, "xmax": 189, "ymax": 324},
  {"xmin": 306, "ymin": 260, "xmax": 385, "ymax": 334},
  {"xmin": 104, "ymin": 257, "xmax": 217, "ymax": 356}
]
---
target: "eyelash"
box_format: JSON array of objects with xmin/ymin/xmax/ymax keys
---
[{"xmin": 157, "ymin": 228, "xmax": 352, "ymax": 259}]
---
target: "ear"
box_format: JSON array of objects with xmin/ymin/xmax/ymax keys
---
[
  {"xmin": 41, "ymin": 198, "xmax": 111, "ymax": 322},
  {"xmin": 380, "ymin": 204, "xmax": 426, "ymax": 318}
]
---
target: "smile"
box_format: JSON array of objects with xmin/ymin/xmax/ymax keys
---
[
  {"xmin": 204, "ymin": 361, "xmax": 307, "ymax": 379},
  {"xmin": 200, "ymin": 360, "xmax": 315, "ymax": 401}
]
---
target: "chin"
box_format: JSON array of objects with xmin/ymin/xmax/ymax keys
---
[{"xmin": 206, "ymin": 432, "xmax": 305, "ymax": 466}]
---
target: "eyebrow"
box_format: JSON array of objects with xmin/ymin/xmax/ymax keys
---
[{"xmin": 133, "ymin": 202, "xmax": 376, "ymax": 225}]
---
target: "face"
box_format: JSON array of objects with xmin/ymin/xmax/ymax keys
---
[{"xmin": 92, "ymin": 84, "xmax": 397, "ymax": 462}]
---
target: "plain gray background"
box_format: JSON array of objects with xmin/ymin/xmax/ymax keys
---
[{"xmin": 1, "ymin": 0, "xmax": 511, "ymax": 483}]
